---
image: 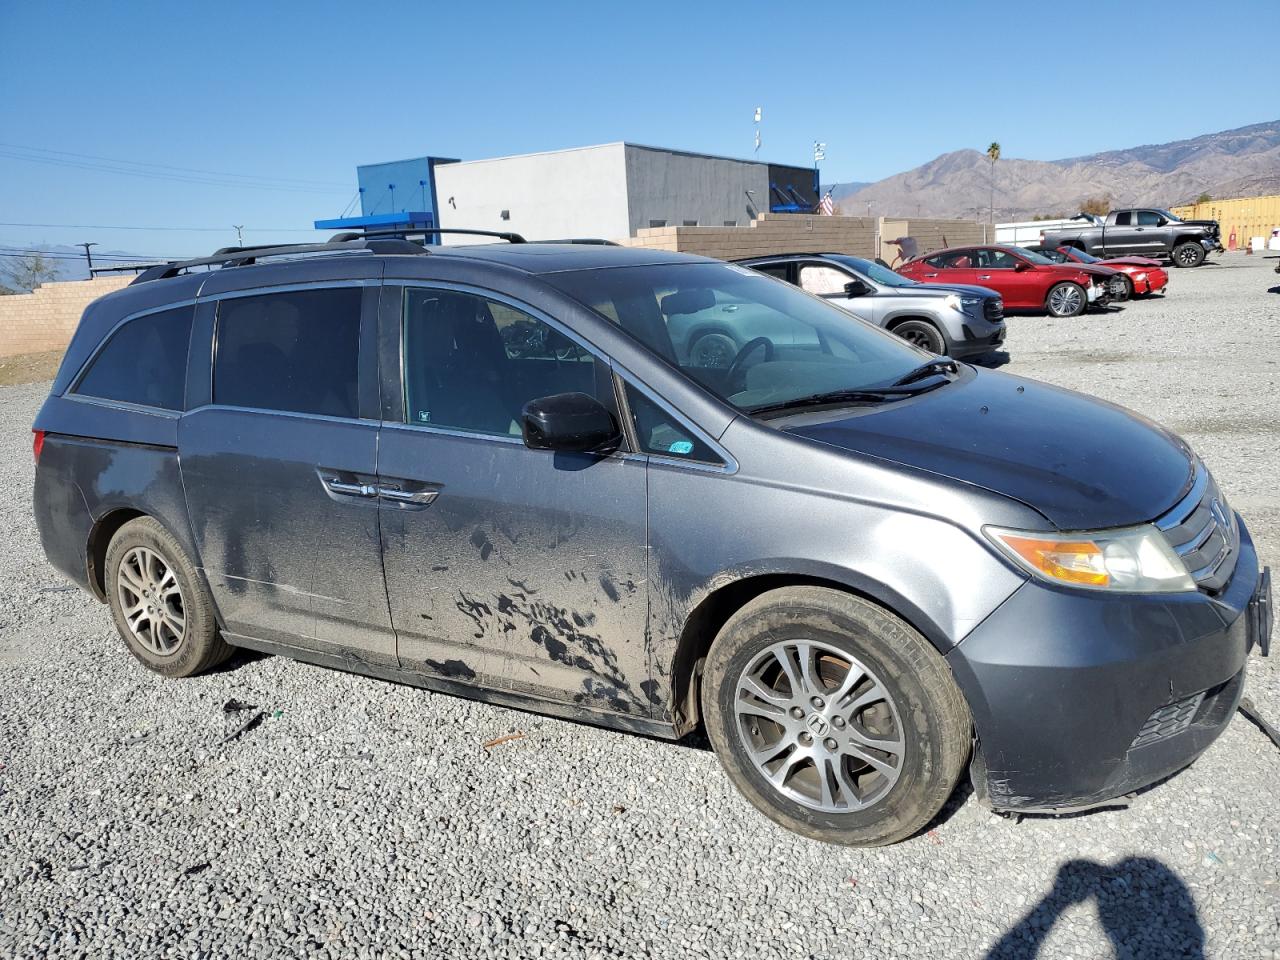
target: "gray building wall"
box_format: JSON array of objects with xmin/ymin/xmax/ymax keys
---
[
  {"xmin": 433, "ymin": 142, "xmax": 785, "ymax": 244},
  {"xmin": 434, "ymin": 144, "xmax": 630, "ymax": 244},
  {"xmin": 622, "ymin": 145, "xmax": 770, "ymax": 233}
]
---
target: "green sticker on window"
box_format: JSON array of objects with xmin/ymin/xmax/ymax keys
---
[{"xmin": 668, "ymin": 440, "xmax": 694, "ymax": 455}]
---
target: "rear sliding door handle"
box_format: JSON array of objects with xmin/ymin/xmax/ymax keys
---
[
  {"xmin": 377, "ymin": 485, "xmax": 440, "ymax": 505},
  {"xmin": 323, "ymin": 477, "xmax": 376, "ymax": 498}
]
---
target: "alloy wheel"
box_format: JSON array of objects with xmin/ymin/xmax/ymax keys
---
[
  {"xmin": 1048, "ymin": 285, "xmax": 1082, "ymax": 315},
  {"xmin": 116, "ymin": 546, "xmax": 186, "ymax": 656},
  {"xmin": 733, "ymin": 639, "xmax": 905, "ymax": 813}
]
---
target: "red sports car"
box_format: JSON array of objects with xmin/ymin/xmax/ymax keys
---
[
  {"xmin": 1024, "ymin": 244, "xmax": 1168, "ymax": 298},
  {"xmin": 897, "ymin": 245, "xmax": 1124, "ymax": 318}
]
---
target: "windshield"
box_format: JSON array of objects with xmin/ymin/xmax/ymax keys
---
[
  {"xmin": 1156, "ymin": 209, "xmax": 1181, "ymax": 222},
  {"xmin": 1013, "ymin": 247, "xmax": 1055, "ymax": 265},
  {"xmin": 824, "ymin": 254, "xmax": 917, "ymax": 288},
  {"xmin": 547, "ymin": 262, "xmax": 930, "ymax": 413}
]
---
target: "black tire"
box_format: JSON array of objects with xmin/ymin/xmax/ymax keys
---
[
  {"xmin": 105, "ymin": 516, "xmax": 230, "ymax": 678},
  {"xmin": 892, "ymin": 319, "xmax": 947, "ymax": 355},
  {"xmin": 1044, "ymin": 281, "xmax": 1087, "ymax": 318},
  {"xmin": 1172, "ymin": 241, "xmax": 1205, "ymax": 268},
  {"xmin": 701, "ymin": 586, "xmax": 971, "ymax": 846}
]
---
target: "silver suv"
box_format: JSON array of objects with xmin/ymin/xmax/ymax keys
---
[{"xmin": 738, "ymin": 253, "xmax": 1006, "ymax": 358}]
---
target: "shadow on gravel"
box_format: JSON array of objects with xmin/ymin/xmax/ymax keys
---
[
  {"xmin": 1267, "ymin": 285, "xmax": 1280, "ymax": 295},
  {"xmin": 205, "ymin": 645, "xmax": 270, "ymax": 675},
  {"xmin": 986, "ymin": 857, "xmax": 1205, "ymax": 960},
  {"xmin": 970, "ymin": 351, "xmax": 1011, "ymax": 370}
]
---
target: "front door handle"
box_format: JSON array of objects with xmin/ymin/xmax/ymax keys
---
[
  {"xmin": 977, "ymin": 274, "xmax": 992, "ymax": 280},
  {"xmin": 376, "ymin": 483, "xmax": 441, "ymax": 505},
  {"xmin": 924, "ymin": 273, "xmax": 938, "ymax": 277},
  {"xmin": 323, "ymin": 476, "xmax": 376, "ymax": 498}
]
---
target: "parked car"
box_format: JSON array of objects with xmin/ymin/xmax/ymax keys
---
[
  {"xmin": 1041, "ymin": 209, "xmax": 1222, "ymax": 268},
  {"xmin": 33, "ymin": 234, "xmax": 1271, "ymax": 846},
  {"xmin": 1024, "ymin": 244, "xmax": 1169, "ymax": 298},
  {"xmin": 735, "ymin": 253, "xmax": 1006, "ymax": 358},
  {"xmin": 897, "ymin": 244, "xmax": 1125, "ymax": 317}
]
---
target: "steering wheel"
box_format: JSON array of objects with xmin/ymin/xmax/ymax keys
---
[{"xmin": 727, "ymin": 336, "xmax": 775, "ymax": 386}]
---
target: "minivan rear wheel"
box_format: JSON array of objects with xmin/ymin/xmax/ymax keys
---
[
  {"xmin": 701, "ymin": 586, "xmax": 970, "ymax": 846},
  {"xmin": 105, "ymin": 517, "xmax": 230, "ymax": 677}
]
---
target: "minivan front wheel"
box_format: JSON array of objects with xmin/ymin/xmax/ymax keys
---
[
  {"xmin": 106, "ymin": 517, "xmax": 230, "ymax": 677},
  {"xmin": 702, "ymin": 587, "xmax": 970, "ymax": 846}
]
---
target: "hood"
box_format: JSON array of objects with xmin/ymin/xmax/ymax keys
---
[
  {"xmin": 1101, "ymin": 256, "xmax": 1163, "ymax": 268},
  {"xmin": 891, "ymin": 282, "xmax": 1001, "ymax": 300},
  {"xmin": 782, "ymin": 367, "xmax": 1194, "ymax": 530},
  {"xmin": 1064, "ymin": 263, "xmax": 1120, "ymax": 278}
]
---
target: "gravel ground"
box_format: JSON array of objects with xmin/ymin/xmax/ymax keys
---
[{"xmin": 2, "ymin": 254, "xmax": 1278, "ymax": 960}]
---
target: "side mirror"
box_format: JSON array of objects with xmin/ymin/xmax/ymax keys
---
[
  {"xmin": 1014, "ymin": 260, "xmax": 1032, "ymax": 272},
  {"xmin": 521, "ymin": 392, "xmax": 621, "ymax": 454},
  {"xmin": 1156, "ymin": 217, "xmax": 1168, "ymax": 227},
  {"xmin": 843, "ymin": 279, "xmax": 870, "ymax": 297}
]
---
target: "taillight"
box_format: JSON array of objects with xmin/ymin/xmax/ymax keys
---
[{"xmin": 32, "ymin": 429, "xmax": 45, "ymax": 462}]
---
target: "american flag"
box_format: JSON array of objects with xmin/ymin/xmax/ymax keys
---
[{"xmin": 818, "ymin": 191, "xmax": 835, "ymax": 216}]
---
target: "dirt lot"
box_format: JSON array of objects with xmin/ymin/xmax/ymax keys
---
[{"xmin": 1, "ymin": 254, "xmax": 1277, "ymax": 959}]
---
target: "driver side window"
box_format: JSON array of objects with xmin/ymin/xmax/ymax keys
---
[{"xmin": 1136, "ymin": 211, "xmax": 1162, "ymax": 226}]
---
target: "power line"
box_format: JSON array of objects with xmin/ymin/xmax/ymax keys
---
[
  {"xmin": 0, "ymin": 247, "xmax": 180, "ymax": 262},
  {"xmin": 0, "ymin": 221, "xmax": 319, "ymax": 233},
  {"xmin": 0, "ymin": 148, "xmax": 350, "ymax": 195},
  {"xmin": 0, "ymin": 142, "xmax": 351, "ymax": 188}
]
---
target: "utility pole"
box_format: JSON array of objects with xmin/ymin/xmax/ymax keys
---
[
  {"xmin": 78, "ymin": 242, "xmax": 97, "ymax": 276},
  {"xmin": 233, "ymin": 225, "xmax": 245, "ymax": 247}
]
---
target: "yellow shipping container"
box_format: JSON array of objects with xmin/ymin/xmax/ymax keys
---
[{"xmin": 1171, "ymin": 194, "xmax": 1280, "ymax": 250}]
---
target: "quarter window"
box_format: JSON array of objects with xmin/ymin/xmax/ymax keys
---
[
  {"xmin": 213, "ymin": 288, "xmax": 361, "ymax": 418},
  {"xmin": 401, "ymin": 288, "xmax": 601, "ymax": 438},
  {"xmin": 74, "ymin": 306, "xmax": 192, "ymax": 411},
  {"xmin": 624, "ymin": 383, "xmax": 721, "ymax": 464}
]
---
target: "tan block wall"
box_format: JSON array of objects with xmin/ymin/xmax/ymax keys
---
[
  {"xmin": 619, "ymin": 213, "xmax": 990, "ymax": 261},
  {"xmin": 0, "ymin": 277, "xmax": 132, "ymax": 359}
]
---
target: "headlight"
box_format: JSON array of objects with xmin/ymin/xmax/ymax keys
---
[
  {"xmin": 1135, "ymin": 272, "xmax": 1147, "ymax": 281},
  {"xmin": 943, "ymin": 293, "xmax": 962, "ymax": 311},
  {"xmin": 961, "ymin": 296, "xmax": 982, "ymax": 309},
  {"xmin": 985, "ymin": 524, "xmax": 1195, "ymax": 593}
]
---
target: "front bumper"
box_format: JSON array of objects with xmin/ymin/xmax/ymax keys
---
[{"xmin": 948, "ymin": 518, "xmax": 1265, "ymax": 813}]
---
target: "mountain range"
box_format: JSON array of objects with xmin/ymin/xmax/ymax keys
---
[{"xmin": 824, "ymin": 120, "xmax": 1280, "ymax": 221}]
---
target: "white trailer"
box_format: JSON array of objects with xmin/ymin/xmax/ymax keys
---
[{"xmin": 995, "ymin": 217, "xmax": 1095, "ymax": 247}]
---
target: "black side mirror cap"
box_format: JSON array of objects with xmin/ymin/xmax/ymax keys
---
[
  {"xmin": 521, "ymin": 392, "xmax": 622, "ymax": 454},
  {"xmin": 844, "ymin": 280, "xmax": 869, "ymax": 297}
]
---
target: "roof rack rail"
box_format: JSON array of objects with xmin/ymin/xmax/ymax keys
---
[
  {"xmin": 130, "ymin": 237, "xmax": 428, "ymax": 285},
  {"xmin": 527, "ymin": 238, "xmax": 620, "ymax": 246},
  {"xmin": 327, "ymin": 227, "xmax": 527, "ymax": 244}
]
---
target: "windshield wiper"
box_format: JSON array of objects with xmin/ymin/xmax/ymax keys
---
[
  {"xmin": 891, "ymin": 358, "xmax": 958, "ymax": 387},
  {"xmin": 746, "ymin": 386, "xmax": 929, "ymax": 417}
]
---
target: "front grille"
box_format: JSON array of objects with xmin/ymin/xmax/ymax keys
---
[
  {"xmin": 1130, "ymin": 692, "xmax": 1206, "ymax": 749},
  {"xmin": 1155, "ymin": 465, "xmax": 1239, "ymax": 593},
  {"xmin": 984, "ymin": 298, "xmax": 1003, "ymax": 322}
]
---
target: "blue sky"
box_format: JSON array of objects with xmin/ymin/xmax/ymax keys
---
[{"xmin": 2, "ymin": 0, "xmax": 1276, "ymax": 258}]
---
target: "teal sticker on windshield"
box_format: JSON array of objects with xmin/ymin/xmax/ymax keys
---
[{"xmin": 668, "ymin": 440, "xmax": 694, "ymax": 455}]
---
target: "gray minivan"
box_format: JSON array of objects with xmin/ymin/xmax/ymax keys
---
[{"xmin": 32, "ymin": 234, "xmax": 1271, "ymax": 846}]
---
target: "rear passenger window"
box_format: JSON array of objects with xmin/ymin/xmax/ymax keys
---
[
  {"xmin": 214, "ymin": 288, "xmax": 361, "ymax": 418},
  {"xmin": 74, "ymin": 306, "xmax": 192, "ymax": 411}
]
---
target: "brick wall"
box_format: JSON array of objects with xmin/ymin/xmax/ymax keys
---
[
  {"xmin": 618, "ymin": 213, "xmax": 991, "ymax": 261},
  {"xmin": 0, "ymin": 277, "xmax": 132, "ymax": 359}
]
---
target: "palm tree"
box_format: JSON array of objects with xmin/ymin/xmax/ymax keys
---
[{"xmin": 986, "ymin": 142, "xmax": 1001, "ymax": 229}]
